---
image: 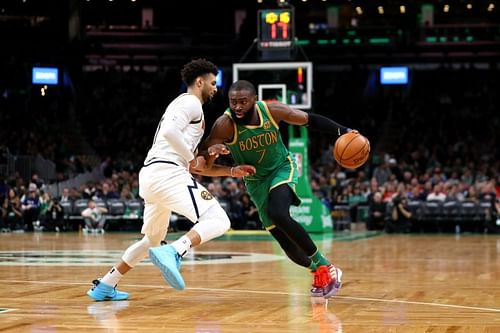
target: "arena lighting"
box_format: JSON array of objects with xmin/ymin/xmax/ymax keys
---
[
  {"xmin": 32, "ymin": 67, "xmax": 58, "ymax": 85},
  {"xmin": 355, "ymin": 6, "xmax": 363, "ymax": 15},
  {"xmin": 380, "ymin": 67, "xmax": 409, "ymax": 85},
  {"xmin": 487, "ymin": 3, "xmax": 494, "ymax": 11},
  {"xmin": 400, "ymin": 5, "xmax": 406, "ymax": 14},
  {"xmin": 378, "ymin": 6, "xmax": 384, "ymax": 14},
  {"xmin": 444, "ymin": 4, "xmax": 450, "ymax": 12},
  {"xmin": 467, "ymin": 3, "xmax": 472, "ymax": 10},
  {"xmin": 216, "ymin": 69, "xmax": 223, "ymax": 87}
]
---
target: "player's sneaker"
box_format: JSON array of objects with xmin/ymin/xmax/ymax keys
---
[
  {"xmin": 312, "ymin": 265, "xmax": 343, "ymax": 298},
  {"xmin": 310, "ymin": 270, "xmax": 325, "ymax": 297},
  {"xmin": 87, "ymin": 279, "xmax": 129, "ymax": 301},
  {"xmin": 323, "ymin": 264, "xmax": 343, "ymax": 298},
  {"xmin": 148, "ymin": 244, "xmax": 185, "ymax": 290}
]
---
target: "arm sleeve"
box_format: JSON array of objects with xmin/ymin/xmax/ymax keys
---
[
  {"xmin": 307, "ymin": 113, "xmax": 351, "ymax": 136},
  {"xmin": 159, "ymin": 98, "xmax": 199, "ymax": 162}
]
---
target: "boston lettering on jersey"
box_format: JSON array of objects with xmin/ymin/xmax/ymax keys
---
[
  {"xmin": 238, "ymin": 131, "xmax": 278, "ymax": 151},
  {"xmin": 225, "ymin": 101, "xmax": 292, "ymax": 179}
]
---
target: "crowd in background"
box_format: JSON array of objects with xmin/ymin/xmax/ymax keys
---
[{"xmin": 1, "ymin": 67, "xmax": 499, "ymax": 233}]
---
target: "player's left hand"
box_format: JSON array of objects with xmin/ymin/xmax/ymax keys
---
[
  {"xmin": 231, "ymin": 165, "xmax": 256, "ymax": 177},
  {"xmin": 208, "ymin": 144, "xmax": 230, "ymax": 158}
]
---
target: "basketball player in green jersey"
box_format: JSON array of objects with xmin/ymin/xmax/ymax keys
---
[{"xmin": 201, "ymin": 80, "xmax": 356, "ymax": 298}]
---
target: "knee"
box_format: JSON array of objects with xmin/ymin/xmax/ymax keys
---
[
  {"xmin": 145, "ymin": 233, "xmax": 163, "ymax": 247},
  {"xmin": 266, "ymin": 207, "xmax": 289, "ymax": 226}
]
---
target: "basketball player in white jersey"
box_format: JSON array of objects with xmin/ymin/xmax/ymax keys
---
[{"xmin": 87, "ymin": 59, "xmax": 255, "ymax": 301}]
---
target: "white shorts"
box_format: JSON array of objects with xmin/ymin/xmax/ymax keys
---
[{"xmin": 138, "ymin": 162, "xmax": 218, "ymax": 236}]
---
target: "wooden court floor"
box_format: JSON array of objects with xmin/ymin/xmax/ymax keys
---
[{"xmin": 0, "ymin": 231, "xmax": 499, "ymax": 333}]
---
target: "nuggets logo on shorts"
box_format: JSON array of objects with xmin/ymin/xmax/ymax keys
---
[{"xmin": 200, "ymin": 191, "xmax": 213, "ymax": 200}]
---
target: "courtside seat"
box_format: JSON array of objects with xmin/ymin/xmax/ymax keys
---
[
  {"xmin": 422, "ymin": 201, "xmax": 443, "ymax": 232},
  {"xmin": 73, "ymin": 199, "xmax": 89, "ymax": 216},
  {"xmin": 107, "ymin": 199, "xmax": 126, "ymax": 216},
  {"xmin": 125, "ymin": 199, "xmax": 144, "ymax": 218},
  {"xmin": 59, "ymin": 201, "xmax": 73, "ymax": 218}
]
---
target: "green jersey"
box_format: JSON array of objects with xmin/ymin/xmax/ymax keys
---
[
  {"xmin": 224, "ymin": 101, "xmax": 300, "ymax": 229},
  {"xmin": 224, "ymin": 101, "xmax": 291, "ymax": 180}
]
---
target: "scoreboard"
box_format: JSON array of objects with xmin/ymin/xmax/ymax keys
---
[{"xmin": 257, "ymin": 8, "xmax": 295, "ymax": 50}]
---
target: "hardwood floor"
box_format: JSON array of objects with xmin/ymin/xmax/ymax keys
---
[{"xmin": 0, "ymin": 231, "xmax": 499, "ymax": 332}]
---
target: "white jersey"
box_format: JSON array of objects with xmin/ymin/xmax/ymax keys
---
[{"xmin": 144, "ymin": 93, "xmax": 204, "ymax": 168}]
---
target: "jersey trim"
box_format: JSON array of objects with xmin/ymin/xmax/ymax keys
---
[
  {"xmin": 187, "ymin": 177, "xmax": 200, "ymax": 219},
  {"xmin": 224, "ymin": 111, "xmax": 239, "ymax": 145},
  {"xmin": 143, "ymin": 160, "xmax": 179, "ymax": 167},
  {"xmin": 244, "ymin": 104, "xmax": 264, "ymax": 129},
  {"xmin": 269, "ymin": 155, "xmax": 295, "ymax": 191},
  {"xmin": 260, "ymin": 102, "xmax": 279, "ymax": 129}
]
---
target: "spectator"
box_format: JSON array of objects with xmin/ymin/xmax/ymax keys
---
[
  {"xmin": 21, "ymin": 183, "xmax": 41, "ymax": 231},
  {"xmin": 240, "ymin": 192, "xmax": 261, "ymax": 230},
  {"xmin": 81, "ymin": 199, "xmax": 108, "ymax": 234},
  {"xmin": 3, "ymin": 188, "xmax": 23, "ymax": 231},
  {"xmin": 367, "ymin": 192, "xmax": 386, "ymax": 230},
  {"xmin": 426, "ymin": 184, "xmax": 446, "ymax": 202},
  {"xmin": 59, "ymin": 187, "xmax": 71, "ymax": 202}
]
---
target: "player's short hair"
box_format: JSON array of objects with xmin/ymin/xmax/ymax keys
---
[
  {"xmin": 181, "ymin": 58, "xmax": 218, "ymax": 86},
  {"xmin": 229, "ymin": 80, "xmax": 256, "ymax": 95}
]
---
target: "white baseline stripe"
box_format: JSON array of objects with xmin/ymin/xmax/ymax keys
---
[{"xmin": 1, "ymin": 279, "xmax": 499, "ymax": 313}]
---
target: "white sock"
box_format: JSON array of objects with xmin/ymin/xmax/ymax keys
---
[
  {"xmin": 100, "ymin": 266, "xmax": 123, "ymax": 287},
  {"xmin": 171, "ymin": 235, "xmax": 192, "ymax": 257}
]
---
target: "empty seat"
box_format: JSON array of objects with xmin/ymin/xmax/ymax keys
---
[
  {"xmin": 126, "ymin": 199, "xmax": 144, "ymax": 218},
  {"xmin": 107, "ymin": 199, "xmax": 125, "ymax": 215},
  {"xmin": 442, "ymin": 201, "xmax": 461, "ymax": 227},
  {"xmin": 59, "ymin": 201, "xmax": 73, "ymax": 216},
  {"xmin": 422, "ymin": 201, "xmax": 443, "ymax": 231},
  {"xmin": 73, "ymin": 199, "xmax": 89, "ymax": 215},
  {"xmin": 407, "ymin": 201, "xmax": 423, "ymax": 222}
]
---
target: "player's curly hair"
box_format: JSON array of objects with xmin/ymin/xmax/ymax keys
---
[{"xmin": 181, "ymin": 58, "xmax": 218, "ymax": 86}]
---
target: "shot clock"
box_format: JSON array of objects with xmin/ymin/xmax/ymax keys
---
[{"xmin": 257, "ymin": 8, "xmax": 295, "ymax": 50}]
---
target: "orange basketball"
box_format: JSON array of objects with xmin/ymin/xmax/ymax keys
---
[{"xmin": 333, "ymin": 132, "xmax": 370, "ymax": 169}]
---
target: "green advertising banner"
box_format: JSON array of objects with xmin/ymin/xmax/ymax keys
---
[{"xmin": 288, "ymin": 126, "xmax": 332, "ymax": 233}]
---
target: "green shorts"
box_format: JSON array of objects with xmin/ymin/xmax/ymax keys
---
[{"xmin": 244, "ymin": 156, "xmax": 300, "ymax": 229}]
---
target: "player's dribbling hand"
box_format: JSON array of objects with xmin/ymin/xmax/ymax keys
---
[{"xmin": 231, "ymin": 165, "xmax": 256, "ymax": 177}]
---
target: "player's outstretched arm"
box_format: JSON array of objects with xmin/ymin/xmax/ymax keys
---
[
  {"xmin": 268, "ymin": 102, "xmax": 352, "ymax": 136},
  {"xmin": 198, "ymin": 115, "xmax": 235, "ymax": 168},
  {"xmin": 191, "ymin": 163, "xmax": 256, "ymax": 177}
]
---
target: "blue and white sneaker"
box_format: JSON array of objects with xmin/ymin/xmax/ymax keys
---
[
  {"xmin": 87, "ymin": 279, "xmax": 129, "ymax": 301},
  {"xmin": 148, "ymin": 245, "xmax": 185, "ymax": 290}
]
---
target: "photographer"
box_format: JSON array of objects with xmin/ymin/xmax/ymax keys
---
[
  {"xmin": 44, "ymin": 198, "xmax": 65, "ymax": 232},
  {"xmin": 386, "ymin": 194, "xmax": 412, "ymax": 233}
]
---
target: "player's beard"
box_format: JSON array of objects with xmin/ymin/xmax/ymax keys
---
[{"xmin": 230, "ymin": 108, "xmax": 255, "ymax": 125}]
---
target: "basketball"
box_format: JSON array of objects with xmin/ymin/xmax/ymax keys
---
[{"xmin": 333, "ymin": 132, "xmax": 370, "ymax": 169}]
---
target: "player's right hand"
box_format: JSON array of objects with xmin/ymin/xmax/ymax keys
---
[
  {"xmin": 189, "ymin": 155, "xmax": 207, "ymax": 171},
  {"xmin": 232, "ymin": 165, "xmax": 256, "ymax": 177}
]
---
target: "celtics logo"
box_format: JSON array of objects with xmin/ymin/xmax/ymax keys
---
[
  {"xmin": 200, "ymin": 190, "xmax": 213, "ymax": 200},
  {"xmin": 263, "ymin": 121, "xmax": 271, "ymax": 130}
]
